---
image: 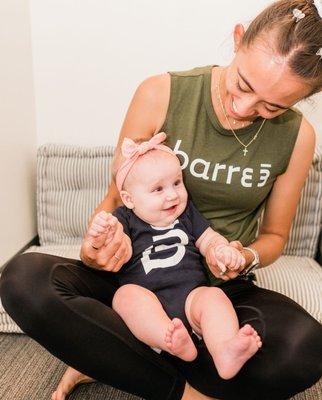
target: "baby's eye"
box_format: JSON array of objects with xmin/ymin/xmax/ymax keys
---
[
  {"xmin": 153, "ymin": 186, "xmax": 163, "ymax": 192},
  {"xmin": 174, "ymin": 180, "xmax": 181, "ymax": 186}
]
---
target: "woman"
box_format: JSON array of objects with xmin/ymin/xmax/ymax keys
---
[{"xmin": 1, "ymin": 1, "xmax": 322, "ymax": 399}]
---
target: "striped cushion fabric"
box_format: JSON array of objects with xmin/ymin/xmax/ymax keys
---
[
  {"xmin": 25, "ymin": 244, "xmax": 81, "ymax": 259},
  {"xmin": 0, "ymin": 298, "xmax": 23, "ymax": 333},
  {"xmin": 255, "ymin": 256, "xmax": 322, "ymax": 323},
  {"xmin": 283, "ymin": 145, "xmax": 322, "ymax": 257},
  {"xmin": 37, "ymin": 144, "xmax": 114, "ymax": 246},
  {"xmin": 36, "ymin": 144, "xmax": 322, "ymax": 255}
]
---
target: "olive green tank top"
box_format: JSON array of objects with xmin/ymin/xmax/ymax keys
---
[{"xmin": 160, "ymin": 65, "xmax": 302, "ymax": 247}]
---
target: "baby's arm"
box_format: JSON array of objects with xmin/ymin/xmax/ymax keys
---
[
  {"xmin": 89, "ymin": 211, "xmax": 133, "ymax": 271},
  {"xmin": 196, "ymin": 228, "xmax": 245, "ymax": 274}
]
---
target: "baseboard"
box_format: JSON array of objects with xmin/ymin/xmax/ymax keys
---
[{"xmin": 0, "ymin": 236, "xmax": 39, "ymax": 273}]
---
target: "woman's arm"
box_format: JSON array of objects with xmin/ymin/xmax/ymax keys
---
[
  {"xmin": 80, "ymin": 73, "xmax": 171, "ymax": 269},
  {"xmin": 243, "ymin": 117, "xmax": 316, "ymax": 268},
  {"xmin": 90, "ymin": 72, "xmax": 171, "ymax": 221}
]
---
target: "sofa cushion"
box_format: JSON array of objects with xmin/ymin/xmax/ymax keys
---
[
  {"xmin": 36, "ymin": 143, "xmax": 322, "ymax": 257},
  {"xmin": 37, "ymin": 144, "xmax": 114, "ymax": 246},
  {"xmin": 255, "ymin": 256, "xmax": 322, "ymax": 323},
  {"xmin": 283, "ymin": 145, "xmax": 322, "ymax": 258}
]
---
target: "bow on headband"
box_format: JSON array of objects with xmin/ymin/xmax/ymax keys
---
[
  {"xmin": 292, "ymin": 8, "xmax": 305, "ymax": 22},
  {"xmin": 116, "ymin": 132, "xmax": 175, "ymax": 191}
]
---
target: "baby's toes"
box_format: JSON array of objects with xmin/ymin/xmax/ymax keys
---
[
  {"xmin": 172, "ymin": 318, "xmax": 183, "ymax": 329},
  {"xmin": 165, "ymin": 331, "xmax": 172, "ymax": 341},
  {"xmin": 164, "ymin": 336, "xmax": 171, "ymax": 344},
  {"xmin": 252, "ymin": 330, "xmax": 260, "ymax": 340},
  {"xmin": 167, "ymin": 322, "xmax": 175, "ymax": 333},
  {"xmin": 242, "ymin": 324, "xmax": 254, "ymax": 335}
]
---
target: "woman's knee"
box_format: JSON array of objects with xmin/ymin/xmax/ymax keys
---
[
  {"xmin": 247, "ymin": 302, "xmax": 322, "ymax": 396},
  {"xmin": 0, "ymin": 252, "xmax": 78, "ymax": 332},
  {"xmin": 281, "ymin": 313, "xmax": 322, "ymax": 384},
  {"xmin": 1, "ymin": 253, "xmax": 44, "ymax": 306}
]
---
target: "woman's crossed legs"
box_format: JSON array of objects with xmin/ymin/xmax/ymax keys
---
[{"xmin": 1, "ymin": 253, "xmax": 321, "ymax": 400}]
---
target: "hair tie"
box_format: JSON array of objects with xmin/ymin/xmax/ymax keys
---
[
  {"xmin": 316, "ymin": 48, "xmax": 322, "ymax": 59},
  {"xmin": 313, "ymin": 0, "xmax": 322, "ymax": 18},
  {"xmin": 115, "ymin": 132, "xmax": 175, "ymax": 191},
  {"xmin": 292, "ymin": 8, "xmax": 306, "ymax": 22}
]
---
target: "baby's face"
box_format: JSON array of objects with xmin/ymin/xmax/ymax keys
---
[{"xmin": 124, "ymin": 151, "xmax": 188, "ymax": 227}]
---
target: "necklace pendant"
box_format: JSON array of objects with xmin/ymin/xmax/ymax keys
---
[{"xmin": 243, "ymin": 148, "xmax": 248, "ymax": 156}]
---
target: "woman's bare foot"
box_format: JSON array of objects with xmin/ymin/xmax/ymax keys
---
[
  {"xmin": 51, "ymin": 367, "xmax": 95, "ymax": 400},
  {"xmin": 182, "ymin": 382, "xmax": 217, "ymax": 400},
  {"xmin": 213, "ymin": 324, "xmax": 262, "ymax": 380},
  {"xmin": 164, "ymin": 318, "xmax": 197, "ymax": 361}
]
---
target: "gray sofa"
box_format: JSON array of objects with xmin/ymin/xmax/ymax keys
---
[{"xmin": 0, "ymin": 143, "xmax": 321, "ymax": 400}]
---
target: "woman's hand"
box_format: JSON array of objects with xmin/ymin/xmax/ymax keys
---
[
  {"xmin": 80, "ymin": 211, "xmax": 132, "ymax": 272},
  {"xmin": 205, "ymin": 240, "xmax": 246, "ymax": 281}
]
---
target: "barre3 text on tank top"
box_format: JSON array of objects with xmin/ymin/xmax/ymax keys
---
[{"xmin": 174, "ymin": 140, "xmax": 271, "ymax": 188}]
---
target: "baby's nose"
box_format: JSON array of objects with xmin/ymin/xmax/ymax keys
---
[{"xmin": 166, "ymin": 190, "xmax": 178, "ymax": 201}]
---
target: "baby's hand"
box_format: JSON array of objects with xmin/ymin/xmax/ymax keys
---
[
  {"xmin": 87, "ymin": 211, "xmax": 118, "ymax": 249},
  {"xmin": 214, "ymin": 244, "xmax": 246, "ymax": 273},
  {"xmin": 82, "ymin": 211, "xmax": 131, "ymax": 272}
]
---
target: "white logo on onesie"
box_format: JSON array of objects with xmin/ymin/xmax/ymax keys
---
[{"xmin": 141, "ymin": 220, "xmax": 188, "ymax": 274}]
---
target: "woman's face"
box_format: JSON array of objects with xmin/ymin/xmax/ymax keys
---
[{"xmin": 222, "ymin": 29, "xmax": 312, "ymax": 121}]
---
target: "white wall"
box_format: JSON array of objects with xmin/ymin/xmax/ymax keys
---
[
  {"xmin": 0, "ymin": 0, "xmax": 37, "ymax": 266},
  {"xmin": 0, "ymin": 1, "xmax": 320, "ymax": 265},
  {"xmin": 30, "ymin": 0, "xmax": 322, "ymax": 147}
]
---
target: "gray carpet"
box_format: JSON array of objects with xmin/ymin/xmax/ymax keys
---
[
  {"xmin": 0, "ymin": 334, "xmax": 320, "ymax": 400},
  {"xmin": 0, "ymin": 334, "xmax": 141, "ymax": 400}
]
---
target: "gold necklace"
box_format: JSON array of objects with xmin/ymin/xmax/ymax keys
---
[{"xmin": 216, "ymin": 68, "xmax": 266, "ymax": 156}]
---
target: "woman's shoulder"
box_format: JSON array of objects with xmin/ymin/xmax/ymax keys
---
[
  {"xmin": 126, "ymin": 65, "xmax": 216, "ymax": 135},
  {"xmin": 137, "ymin": 64, "xmax": 213, "ymax": 93},
  {"xmin": 136, "ymin": 73, "xmax": 170, "ymax": 101},
  {"xmin": 273, "ymin": 106, "xmax": 302, "ymax": 124},
  {"xmin": 168, "ymin": 64, "xmax": 214, "ymax": 77},
  {"xmin": 267, "ymin": 107, "xmax": 303, "ymax": 140}
]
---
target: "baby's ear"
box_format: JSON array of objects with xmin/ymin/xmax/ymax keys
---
[{"xmin": 120, "ymin": 190, "xmax": 134, "ymax": 209}]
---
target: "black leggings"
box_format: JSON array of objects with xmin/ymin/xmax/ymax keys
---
[{"xmin": 1, "ymin": 253, "xmax": 321, "ymax": 400}]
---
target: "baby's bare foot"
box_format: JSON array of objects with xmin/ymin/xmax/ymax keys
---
[
  {"xmin": 164, "ymin": 318, "xmax": 197, "ymax": 361},
  {"xmin": 213, "ymin": 324, "xmax": 262, "ymax": 380},
  {"xmin": 51, "ymin": 367, "xmax": 95, "ymax": 400}
]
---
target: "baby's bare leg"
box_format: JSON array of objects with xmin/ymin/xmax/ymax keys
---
[
  {"xmin": 185, "ymin": 287, "xmax": 262, "ymax": 380},
  {"xmin": 113, "ymin": 284, "xmax": 197, "ymax": 361}
]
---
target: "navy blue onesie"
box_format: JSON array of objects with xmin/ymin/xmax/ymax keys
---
[{"xmin": 114, "ymin": 201, "xmax": 210, "ymax": 328}]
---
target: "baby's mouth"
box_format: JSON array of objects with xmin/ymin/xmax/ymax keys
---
[{"xmin": 164, "ymin": 205, "xmax": 177, "ymax": 212}]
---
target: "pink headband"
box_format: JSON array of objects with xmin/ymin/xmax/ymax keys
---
[{"xmin": 115, "ymin": 132, "xmax": 175, "ymax": 192}]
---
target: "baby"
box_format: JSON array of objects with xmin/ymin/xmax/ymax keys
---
[{"xmin": 91, "ymin": 132, "xmax": 262, "ymax": 380}]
